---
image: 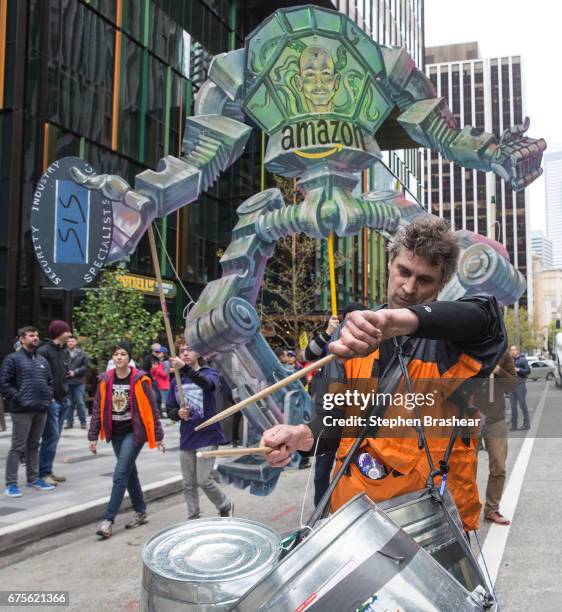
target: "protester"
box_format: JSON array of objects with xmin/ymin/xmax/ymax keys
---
[
  {"xmin": 261, "ymin": 216, "xmax": 506, "ymax": 532},
  {"xmin": 88, "ymin": 341, "xmax": 164, "ymax": 539},
  {"xmin": 38, "ymin": 320, "xmax": 72, "ymax": 486},
  {"xmin": 64, "ymin": 336, "xmax": 90, "ymax": 429},
  {"xmin": 509, "ymin": 345, "xmax": 531, "ymax": 431},
  {"xmin": 274, "ymin": 347, "xmax": 288, "ymax": 364},
  {"xmin": 143, "ymin": 343, "xmax": 164, "ymax": 408},
  {"xmin": 167, "ymin": 342, "xmax": 233, "ymax": 519},
  {"xmin": 477, "ymin": 349, "xmax": 517, "ymax": 525},
  {"xmin": 1, "ymin": 326, "xmax": 55, "ymax": 496},
  {"xmin": 151, "ymin": 347, "xmax": 171, "ymax": 415},
  {"xmin": 305, "ymin": 302, "xmax": 365, "ymax": 506},
  {"xmin": 285, "ymin": 350, "xmax": 301, "ymax": 371}
]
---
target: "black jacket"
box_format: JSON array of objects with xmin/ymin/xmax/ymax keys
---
[
  {"xmin": 0, "ymin": 349, "xmax": 54, "ymax": 412},
  {"xmin": 37, "ymin": 341, "xmax": 70, "ymax": 401},
  {"xmin": 65, "ymin": 347, "xmax": 90, "ymax": 385}
]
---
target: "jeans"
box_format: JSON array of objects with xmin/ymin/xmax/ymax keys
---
[
  {"xmin": 39, "ymin": 399, "xmax": 71, "ymax": 478},
  {"xmin": 180, "ymin": 446, "xmax": 230, "ymax": 519},
  {"xmin": 482, "ymin": 419, "xmax": 508, "ymax": 515},
  {"xmin": 6, "ymin": 412, "xmax": 47, "ymax": 486},
  {"xmin": 510, "ymin": 381, "xmax": 530, "ymax": 428},
  {"xmin": 104, "ymin": 433, "xmax": 146, "ymax": 522},
  {"xmin": 66, "ymin": 384, "xmax": 87, "ymax": 426},
  {"xmin": 314, "ymin": 448, "xmax": 337, "ymax": 507}
]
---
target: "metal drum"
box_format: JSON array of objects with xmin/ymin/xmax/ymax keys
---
[
  {"xmin": 379, "ymin": 489, "xmax": 487, "ymax": 594},
  {"xmin": 234, "ymin": 494, "xmax": 495, "ymax": 612},
  {"xmin": 141, "ymin": 518, "xmax": 281, "ymax": 611}
]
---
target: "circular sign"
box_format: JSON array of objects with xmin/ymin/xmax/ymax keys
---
[{"xmin": 29, "ymin": 156, "xmax": 113, "ymax": 290}]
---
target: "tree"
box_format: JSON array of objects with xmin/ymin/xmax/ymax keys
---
[
  {"xmin": 73, "ymin": 266, "xmax": 162, "ymax": 371},
  {"xmin": 503, "ymin": 306, "xmax": 539, "ymax": 354},
  {"xmin": 257, "ymin": 177, "xmax": 347, "ymax": 349}
]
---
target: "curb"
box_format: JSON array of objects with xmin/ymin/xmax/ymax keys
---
[{"xmin": 0, "ymin": 476, "xmax": 183, "ymax": 553}]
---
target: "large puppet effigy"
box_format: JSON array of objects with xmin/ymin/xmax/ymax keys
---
[{"xmin": 33, "ymin": 5, "xmax": 545, "ymax": 610}]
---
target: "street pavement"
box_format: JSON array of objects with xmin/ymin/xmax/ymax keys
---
[{"xmin": 0, "ymin": 380, "xmax": 561, "ymax": 611}]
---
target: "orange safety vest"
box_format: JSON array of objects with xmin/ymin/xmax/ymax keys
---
[
  {"xmin": 330, "ymin": 343, "xmax": 483, "ymax": 532},
  {"xmin": 98, "ymin": 373, "xmax": 158, "ymax": 449}
]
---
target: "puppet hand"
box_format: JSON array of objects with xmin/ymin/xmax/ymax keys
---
[
  {"xmin": 70, "ymin": 167, "xmax": 156, "ymax": 263},
  {"xmin": 490, "ymin": 117, "xmax": 546, "ymax": 191}
]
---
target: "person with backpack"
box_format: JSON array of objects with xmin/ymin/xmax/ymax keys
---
[{"xmin": 167, "ymin": 341, "xmax": 233, "ymax": 520}]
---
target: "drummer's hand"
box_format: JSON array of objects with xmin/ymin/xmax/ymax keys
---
[
  {"xmin": 178, "ymin": 406, "xmax": 190, "ymax": 420},
  {"xmin": 261, "ymin": 424, "xmax": 314, "ymax": 468},
  {"xmin": 329, "ymin": 310, "xmax": 384, "ymax": 360}
]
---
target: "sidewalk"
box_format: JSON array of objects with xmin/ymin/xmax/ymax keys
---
[{"xmin": 0, "ymin": 417, "xmax": 183, "ymax": 551}]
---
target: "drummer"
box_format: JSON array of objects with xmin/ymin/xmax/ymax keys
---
[{"xmin": 261, "ymin": 216, "xmax": 506, "ymax": 532}]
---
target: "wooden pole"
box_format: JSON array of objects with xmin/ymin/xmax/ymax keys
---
[
  {"xmin": 195, "ymin": 353, "xmax": 336, "ymax": 431},
  {"xmin": 197, "ymin": 446, "xmax": 274, "ymax": 458},
  {"xmin": 147, "ymin": 224, "xmax": 187, "ymax": 408}
]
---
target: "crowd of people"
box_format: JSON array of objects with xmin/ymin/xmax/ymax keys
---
[{"xmin": 0, "ymin": 323, "xmax": 234, "ymax": 540}]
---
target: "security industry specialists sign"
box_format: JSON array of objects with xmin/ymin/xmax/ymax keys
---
[
  {"xmin": 30, "ymin": 157, "xmax": 113, "ymax": 290},
  {"xmin": 115, "ymin": 272, "xmax": 177, "ymax": 299}
]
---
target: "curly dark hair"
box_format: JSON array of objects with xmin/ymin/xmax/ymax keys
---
[{"xmin": 388, "ymin": 216, "xmax": 459, "ymax": 283}]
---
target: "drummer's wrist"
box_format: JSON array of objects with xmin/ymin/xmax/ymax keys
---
[{"xmin": 296, "ymin": 424, "xmax": 314, "ymax": 452}]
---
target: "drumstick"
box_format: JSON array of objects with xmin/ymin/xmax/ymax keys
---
[
  {"xmin": 194, "ymin": 353, "xmax": 336, "ymax": 431},
  {"xmin": 196, "ymin": 446, "xmax": 275, "ymax": 458}
]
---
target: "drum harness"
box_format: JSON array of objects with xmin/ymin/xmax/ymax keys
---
[{"xmin": 289, "ymin": 336, "xmax": 497, "ymax": 609}]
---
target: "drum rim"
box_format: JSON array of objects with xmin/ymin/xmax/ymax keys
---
[{"xmin": 142, "ymin": 517, "xmax": 282, "ymax": 583}]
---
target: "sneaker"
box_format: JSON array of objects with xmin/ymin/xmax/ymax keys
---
[
  {"xmin": 26, "ymin": 479, "xmax": 56, "ymax": 491},
  {"xmin": 80, "ymin": 423, "xmax": 87, "ymax": 430},
  {"xmin": 219, "ymin": 503, "xmax": 234, "ymax": 518},
  {"xmin": 50, "ymin": 473, "xmax": 66, "ymax": 482},
  {"xmin": 43, "ymin": 475, "xmax": 58, "ymax": 486},
  {"xmin": 96, "ymin": 520, "xmax": 113, "ymax": 539},
  {"xmin": 187, "ymin": 513, "xmax": 201, "ymax": 520},
  {"xmin": 5, "ymin": 484, "xmax": 22, "ymax": 498},
  {"xmin": 125, "ymin": 512, "xmax": 148, "ymax": 529}
]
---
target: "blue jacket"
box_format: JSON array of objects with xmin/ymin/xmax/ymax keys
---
[
  {"xmin": 0, "ymin": 349, "xmax": 54, "ymax": 412},
  {"xmin": 514, "ymin": 354, "xmax": 530, "ymax": 379},
  {"xmin": 166, "ymin": 366, "xmax": 225, "ymax": 450}
]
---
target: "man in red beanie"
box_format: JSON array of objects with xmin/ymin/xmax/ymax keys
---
[{"xmin": 38, "ymin": 320, "xmax": 72, "ymax": 486}]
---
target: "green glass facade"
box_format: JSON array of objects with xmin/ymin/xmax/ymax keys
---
[{"xmin": 0, "ymin": 0, "xmax": 263, "ymax": 352}]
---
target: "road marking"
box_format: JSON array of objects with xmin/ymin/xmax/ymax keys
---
[{"xmin": 477, "ymin": 382, "xmax": 549, "ymax": 586}]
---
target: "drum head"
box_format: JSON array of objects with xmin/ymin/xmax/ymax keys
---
[{"xmin": 143, "ymin": 518, "xmax": 281, "ymax": 583}]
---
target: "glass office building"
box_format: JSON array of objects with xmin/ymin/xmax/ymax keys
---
[
  {"xmin": 424, "ymin": 43, "xmax": 529, "ymax": 307},
  {"xmin": 0, "ymin": 0, "xmax": 264, "ymax": 353}
]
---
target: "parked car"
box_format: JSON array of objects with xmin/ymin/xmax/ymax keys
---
[{"xmin": 528, "ymin": 360, "xmax": 555, "ymax": 381}]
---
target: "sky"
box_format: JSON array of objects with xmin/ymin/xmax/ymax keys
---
[{"xmin": 425, "ymin": 0, "xmax": 562, "ymax": 232}]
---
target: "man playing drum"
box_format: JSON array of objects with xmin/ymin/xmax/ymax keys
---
[{"xmin": 262, "ymin": 216, "xmax": 506, "ymax": 532}]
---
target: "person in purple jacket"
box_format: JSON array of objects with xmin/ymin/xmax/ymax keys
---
[{"xmin": 167, "ymin": 341, "xmax": 233, "ymax": 519}]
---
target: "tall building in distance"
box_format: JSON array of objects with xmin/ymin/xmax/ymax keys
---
[
  {"xmin": 544, "ymin": 150, "xmax": 562, "ymax": 268},
  {"xmin": 423, "ymin": 42, "xmax": 530, "ymax": 307},
  {"xmin": 531, "ymin": 230, "xmax": 554, "ymax": 270}
]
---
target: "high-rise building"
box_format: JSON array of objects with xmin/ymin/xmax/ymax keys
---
[
  {"xmin": 423, "ymin": 43, "xmax": 530, "ymax": 307},
  {"xmin": 531, "ymin": 230, "xmax": 554, "ymax": 270},
  {"xmin": 544, "ymin": 150, "xmax": 562, "ymax": 268}
]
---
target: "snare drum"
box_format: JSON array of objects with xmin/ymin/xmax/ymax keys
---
[{"xmin": 141, "ymin": 518, "xmax": 281, "ymax": 611}]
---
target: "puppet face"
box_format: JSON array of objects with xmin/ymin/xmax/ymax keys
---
[{"xmin": 295, "ymin": 46, "xmax": 341, "ymax": 112}]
